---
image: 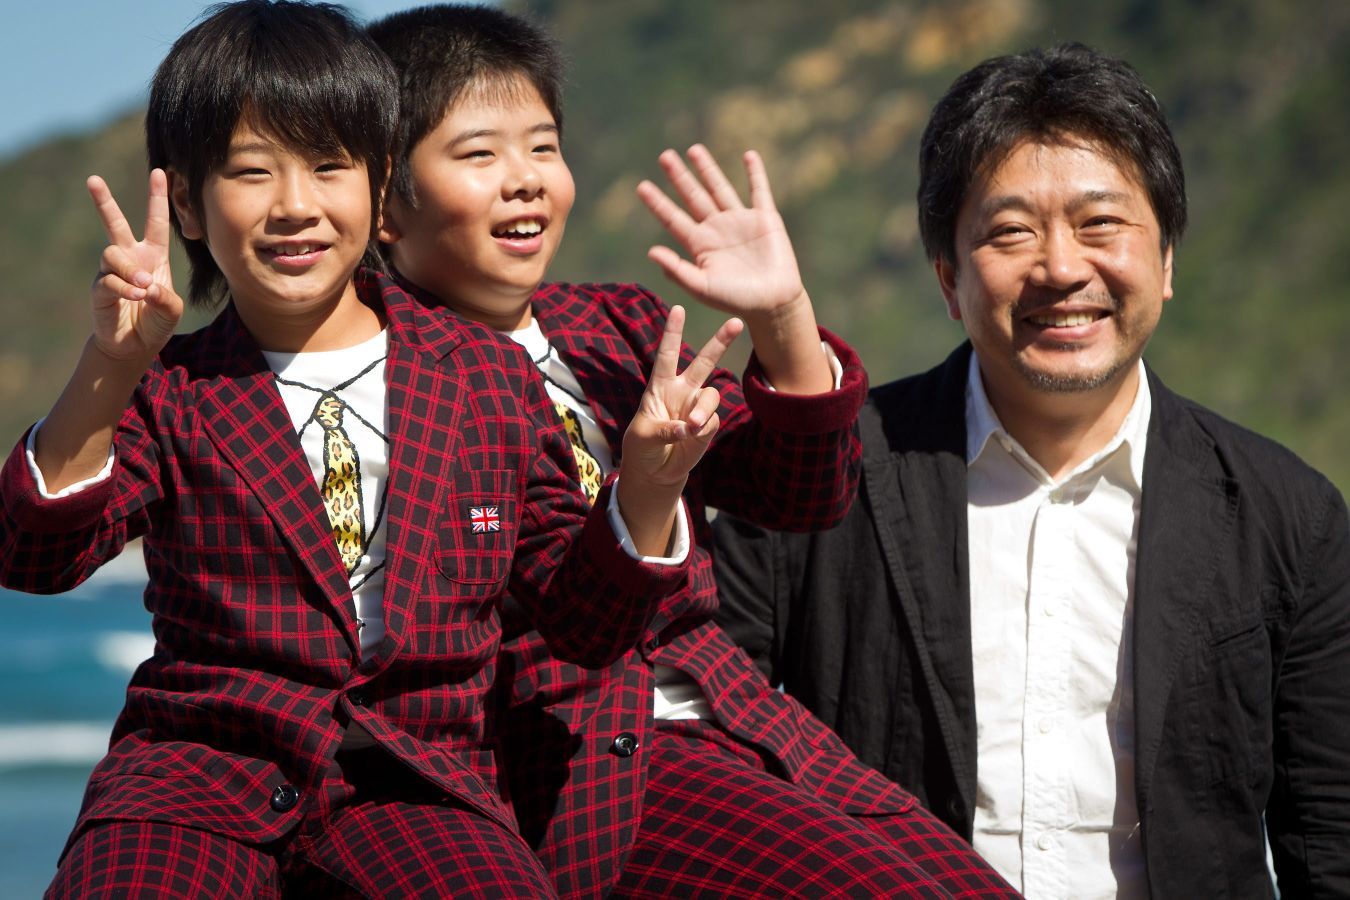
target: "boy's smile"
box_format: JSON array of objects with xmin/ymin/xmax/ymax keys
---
[
  {"xmin": 171, "ymin": 123, "xmax": 380, "ymax": 351},
  {"xmin": 384, "ymin": 77, "xmax": 575, "ymax": 330}
]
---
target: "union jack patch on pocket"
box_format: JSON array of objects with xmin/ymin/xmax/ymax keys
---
[{"xmin": 469, "ymin": 506, "xmax": 501, "ymax": 533}]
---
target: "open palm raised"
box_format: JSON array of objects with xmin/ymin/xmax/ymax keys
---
[{"xmin": 637, "ymin": 144, "xmax": 807, "ymax": 318}]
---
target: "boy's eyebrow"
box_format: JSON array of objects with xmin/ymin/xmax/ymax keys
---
[
  {"xmin": 226, "ymin": 141, "xmax": 278, "ymax": 156},
  {"xmin": 448, "ymin": 122, "xmax": 559, "ymax": 147}
]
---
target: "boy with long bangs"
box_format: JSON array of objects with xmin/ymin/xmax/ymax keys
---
[
  {"xmin": 0, "ymin": 2, "xmax": 734, "ymax": 897},
  {"xmin": 370, "ymin": 6, "xmax": 1016, "ymax": 897}
]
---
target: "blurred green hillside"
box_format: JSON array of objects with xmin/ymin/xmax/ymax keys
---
[{"xmin": 1, "ymin": 0, "xmax": 1346, "ymax": 494}]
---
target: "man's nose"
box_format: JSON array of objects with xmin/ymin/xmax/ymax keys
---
[{"xmin": 1031, "ymin": 226, "xmax": 1093, "ymax": 290}]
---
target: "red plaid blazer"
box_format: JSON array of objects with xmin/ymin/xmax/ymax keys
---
[
  {"xmin": 0, "ymin": 269, "xmax": 684, "ymax": 854},
  {"xmin": 497, "ymin": 283, "xmax": 919, "ymax": 897}
]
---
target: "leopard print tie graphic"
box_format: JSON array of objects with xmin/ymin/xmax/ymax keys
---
[
  {"xmin": 554, "ymin": 401, "xmax": 603, "ymax": 505},
  {"xmin": 314, "ymin": 393, "xmax": 364, "ymax": 573}
]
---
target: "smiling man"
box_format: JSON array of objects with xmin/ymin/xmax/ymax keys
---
[{"xmin": 713, "ymin": 43, "xmax": 1350, "ymax": 899}]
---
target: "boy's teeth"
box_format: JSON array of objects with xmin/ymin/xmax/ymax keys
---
[
  {"xmin": 496, "ymin": 220, "xmax": 542, "ymax": 237},
  {"xmin": 1030, "ymin": 311, "xmax": 1098, "ymax": 327}
]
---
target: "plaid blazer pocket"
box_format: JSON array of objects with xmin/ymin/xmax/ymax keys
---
[{"xmin": 437, "ymin": 469, "xmax": 519, "ymax": 587}]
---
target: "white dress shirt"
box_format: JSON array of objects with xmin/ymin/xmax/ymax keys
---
[{"xmin": 966, "ymin": 353, "xmax": 1150, "ymax": 899}]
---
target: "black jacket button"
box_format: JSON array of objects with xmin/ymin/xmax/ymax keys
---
[
  {"xmin": 270, "ymin": 784, "xmax": 300, "ymax": 812},
  {"xmin": 946, "ymin": 795, "xmax": 964, "ymax": 823},
  {"xmin": 610, "ymin": 732, "xmax": 640, "ymax": 758}
]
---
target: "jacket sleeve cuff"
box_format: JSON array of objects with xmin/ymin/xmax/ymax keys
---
[
  {"xmin": 3, "ymin": 427, "xmax": 116, "ymax": 532},
  {"xmin": 741, "ymin": 326, "xmax": 868, "ymax": 435}
]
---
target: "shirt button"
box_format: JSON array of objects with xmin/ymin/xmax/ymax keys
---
[
  {"xmin": 1036, "ymin": 833, "xmax": 1054, "ymax": 851},
  {"xmin": 348, "ymin": 687, "xmax": 367, "ymax": 707},
  {"xmin": 610, "ymin": 732, "xmax": 640, "ymax": 758},
  {"xmin": 270, "ymin": 784, "xmax": 300, "ymax": 812},
  {"xmin": 1037, "ymin": 717, "xmax": 1053, "ymax": 734}
]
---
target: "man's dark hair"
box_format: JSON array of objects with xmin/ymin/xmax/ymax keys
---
[
  {"xmin": 367, "ymin": 4, "xmax": 565, "ymax": 207},
  {"xmin": 917, "ymin": 42, "xmax": 1186, "ymax": 265},
  {"xmin": 146, "ymin": 0, "xmax": 398, "ymax": 308}
]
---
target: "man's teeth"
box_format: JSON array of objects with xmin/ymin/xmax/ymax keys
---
[
  {"xmin": 495, "ymin": 220, "xmax": 543, "ymax": 238},
  {"xmin": 1029, "ymin": 311, "xmax": 1098, "ymax": 327}
]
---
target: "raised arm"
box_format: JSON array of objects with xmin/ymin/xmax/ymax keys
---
[
  {"xmin": 637, "ymin": 145, "xmax": 831, "ymax": 396},
  {"xmin": 36, "ymin": 170, "xmax": 182, "ymax": 492}
]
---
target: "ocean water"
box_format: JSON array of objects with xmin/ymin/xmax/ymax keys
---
[{"xmin": 0, "ymin": 551, "xmax": 152, "ymax": 899}]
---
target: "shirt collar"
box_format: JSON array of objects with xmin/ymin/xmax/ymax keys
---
[{"xmin": 964, "ymin": 353, "xmax": 1151, "ymax": 489}]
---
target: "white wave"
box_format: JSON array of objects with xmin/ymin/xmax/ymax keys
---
[
  {"xmin": 0, "ymin": 722, "xmax": 109, "ymax": 769},
  {"xmin": 93, "ymin": 631, "xmax": 155, "ymax": 674}
]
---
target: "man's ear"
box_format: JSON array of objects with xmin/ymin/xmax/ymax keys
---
[
  {"xmin": 935, "ymin": 256, "xmax": 962, "ymax": 320},
  {"xmin": 1161, "ymin": 243, "xmax": 1175, "ymax": 303},
  {"xmin": 167, "ymin": 170, "xmax": 203, "ymax": 241}
]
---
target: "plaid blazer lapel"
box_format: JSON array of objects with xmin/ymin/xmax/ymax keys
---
[
  {"xmin": 370, "ymin": 277, "xmax": 464, "ymax": 662},
  {"xmin": 532, "ymin": 286, "xmax": 640, "ymax": 454},
  {"xmin": 194, "ymin": 303, "xmax": 360, "ymax": 644}
]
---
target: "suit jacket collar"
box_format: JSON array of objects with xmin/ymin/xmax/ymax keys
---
[
  {"xmin": 876, "ymin": 346, "xmax": 1242, "ymax": 825},
  {"xmin": 862, "ymin": 343, "xmax": 977, "ymax": 811},
  {"xmin": 193, "ymin": 268, "xmax": 470, "ymax": 664},
  {"xmin": 1130, "ymin": 367, "xmax": 1240, "ymax": 811},
  {"xmin": 530, "ymin": 283, "xmax": 639, "ymax": 452}
]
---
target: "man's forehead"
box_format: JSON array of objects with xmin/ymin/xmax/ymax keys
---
[{"xmin": 965, "ymin": 138, "xmax": 1149, "ymax": 213}]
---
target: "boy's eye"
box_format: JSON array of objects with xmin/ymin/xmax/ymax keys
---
[
  {"xmin": 316, "ymin": 162, "xmax": 348, "ymax": 173},
  {"xmin": 533, "ymin": 143, "xmax": 559, "ymax": 155},
  {"xmin": 462, "ymin": 149, "xmax": 494, "ymax": 161}
]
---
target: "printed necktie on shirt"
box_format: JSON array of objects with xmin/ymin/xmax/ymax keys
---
[
  {"xmin": 554, "ymin": 401, "xmax": 603, "ymax": 506},
  {"xmin": 314, "ymin": 392, "xmax": 365, "ymax": 573}
]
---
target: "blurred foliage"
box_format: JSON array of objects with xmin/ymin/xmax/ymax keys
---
[{"xmin": 0, "ymin": 0, "xmax": 1345, "ymax": 494}]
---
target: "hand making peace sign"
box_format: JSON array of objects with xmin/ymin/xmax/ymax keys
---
[
  {"xmin": 621, "ymin": 304, "xmax": 743, "ymax": 488},
  {"xmin": 86, "ymin": 168, "xmax": 183, "ymax": 363}
]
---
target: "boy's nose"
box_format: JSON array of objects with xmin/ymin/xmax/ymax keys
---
[
  {"xmin": 274, "ymin": 174, "xmax": 320, "ymax": 221},
  {"xmin": 505, "ymin": 164, "xmax": 543, "ymax": 200}
]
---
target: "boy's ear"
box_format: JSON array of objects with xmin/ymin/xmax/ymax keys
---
[
  {"xmin": 379, "ymin": 192, "xmax": 404, "ymax": 245},
  {"xmin": 167, "ymin": 170, "xmax": 203, "ymax": 241}
]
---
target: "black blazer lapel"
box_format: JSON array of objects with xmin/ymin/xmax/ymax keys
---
[
  {"xmin": 1131, "ymin": 371, "xmax": 1240, "ymax": 814},
  {"xmin": 865, "ymin": 344, "xmax": 979, "ymax": 812}
]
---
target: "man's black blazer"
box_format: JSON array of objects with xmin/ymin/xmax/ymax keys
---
[{"xmin": 713, "ymin": 343, "xmax": 1350, "ymax": 898}]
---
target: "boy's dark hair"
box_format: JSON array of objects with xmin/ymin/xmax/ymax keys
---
[
  {"xmin": 917, "ymin": 42, "xmax": 1186, "ymax": 266},
  {"xmin": 367, "ymin": 4, "xmax": 565, "ymax": 207},
  {"xmin": 147, "ymin": 0, "xmax": 398, "ymax": 308}
]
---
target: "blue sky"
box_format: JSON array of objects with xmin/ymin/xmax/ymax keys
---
[{"xmin": 2, "ymin": 1, "xmax": 434, "ymax": 159}]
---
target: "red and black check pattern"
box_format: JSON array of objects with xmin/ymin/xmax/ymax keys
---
[
  {"xmin": 613, "ymin": 722, "xmax": 966, "ymax": 899},
  {"xmin": 496, "ymin": 284, "xmax": 1013, "ymax": 897},
  {"xmin": 0, "ymin": 269, "xmax": 684, "ymax": 884}
]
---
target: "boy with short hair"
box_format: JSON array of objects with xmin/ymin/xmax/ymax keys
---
[
  {"xmin": 370, "ymin": 5, "xmax": 1016, "ymax": 897},
  {"xmin": 0, "ymin": 2, "xmax": 731, "ymax": 896}
]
